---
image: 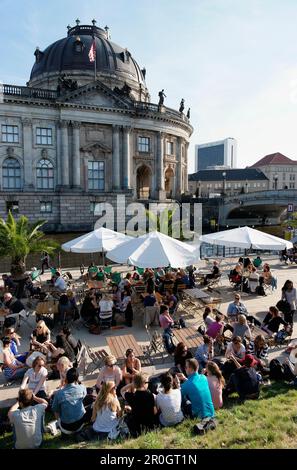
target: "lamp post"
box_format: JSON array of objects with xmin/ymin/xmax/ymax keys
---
[{"xmin": 222, "ymin": 171, "xmax": 226, "ymax": 196}]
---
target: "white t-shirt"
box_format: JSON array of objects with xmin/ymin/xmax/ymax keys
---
[
  {"xmin": 156, "ymin": 389, "xmax": 184, "ymax": 427},
  {"xmin": 99, "ymin": 300, "xmax": 114, "ymax": 312},
  {"xmin": 225, "ymin": 342, "xmax": 246, "ymax": 360},
  {"xmin": 23, "ymin": 366, "xmax": 48, "ymax": 392},
  {"xmin": 54, "ymin": 277, "xmax": 66, "ymax": 291},
  {"xmin": 93, "ymin": 404, "xmax": 119, "ymax": 433},
  {"xmin": 10, "ymin": 403, "xmax": 47, "ymax": 449}
]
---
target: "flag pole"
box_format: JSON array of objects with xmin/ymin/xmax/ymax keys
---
[{"xmin": 93, "ymin": 36, "xmax": 96, "ymax": 82}]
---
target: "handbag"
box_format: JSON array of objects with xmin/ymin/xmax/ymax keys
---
[{"xmin": 108, "ymin": 417, "xmax": 130, "ymax": 440}]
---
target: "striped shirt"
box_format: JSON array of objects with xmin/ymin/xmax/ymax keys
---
[{"xmin": 248, "ymin": 341, "xmax": 268, "ymax": 360}]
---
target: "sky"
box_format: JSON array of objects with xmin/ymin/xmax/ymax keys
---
[{"xmin": 1, "ymin": 0, "xmax": 297, "ymax": 173}]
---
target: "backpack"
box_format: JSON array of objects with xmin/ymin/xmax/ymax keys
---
[
  {"xmin": 269, "ymin": 359, "xmax": 285, "ymax": 380},
  {"xmin": 255, "ymin": 285, "xmax": 266, "ymax": 296},
  {"xmin": 193, "ymin": 417, "xmax": 217, "ymax": 435}
]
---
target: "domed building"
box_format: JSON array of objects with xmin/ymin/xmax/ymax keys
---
[{"xmin": 0, "ymin": 20, "xmax": 193, "ymax": 231}]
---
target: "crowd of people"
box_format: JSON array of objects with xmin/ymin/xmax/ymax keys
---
[{"xmin": 1, "ymin": 256, "xmax": 297, "ymax": 449}]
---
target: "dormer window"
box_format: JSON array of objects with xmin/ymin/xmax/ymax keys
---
[{"xmin": 73, "ymin": 37, "xmax": 84, "ymax": 53}]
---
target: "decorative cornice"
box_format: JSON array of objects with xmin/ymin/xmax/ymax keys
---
[
  {"xmin": 71, "ymin": 121, "xmax": 81, "ymax": 129},
  {"xmin": 80, "ymin": 142, "xmax": 112, "ymax": 153},
  {"xmin": 58, "ymin": 120, "xmax": 70, "ymax": 129},
  {"xmin": 22, "ymin": 117, "xmax": 32, "ymax": 126}
]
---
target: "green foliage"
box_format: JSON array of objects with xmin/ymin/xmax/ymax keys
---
[
  {"xmin": 282, "ymin": 212, "xmax": 297, "ymax": 229},
  {"xmin": 0, "ymin": 211, "xmax": 59, "ymax": 273}
]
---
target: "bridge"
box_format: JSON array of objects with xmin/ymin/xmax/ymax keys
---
[{"xmin": 219, "ymin": 189, "xmax": 297, "ymax": 227}]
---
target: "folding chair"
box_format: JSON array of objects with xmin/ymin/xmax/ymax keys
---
[
  {"xmin": 142, "ymin": 327, "xmax": 166, "ymax": 364},
  {"xmin": 84, "ymin": 342, "xmax": 109, "ymax": 374}
]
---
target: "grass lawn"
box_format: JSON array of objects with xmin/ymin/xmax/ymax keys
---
[{"xmin": 1, "ymin": 382, "xmax": 297, "ymax": 449}]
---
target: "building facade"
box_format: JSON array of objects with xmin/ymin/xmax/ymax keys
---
[
  {"xmin": 250, "ymin": 152, "xmax": 297, "ymax": 190},
  {"xmin": 188, "ymin": 168, "xmax": 269, "ymax": 197},
  {"xmin": 0, "ymin": 21, "xmax": 193, "ymax": 231},
  {"xmin": 194, "ymin": 137, "xmax": 237, "ymax": 172}
]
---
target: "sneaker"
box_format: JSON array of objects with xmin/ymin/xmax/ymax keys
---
[{"xmin": 45, "ymin": 420, "xmax": 61, "ymax": 436}]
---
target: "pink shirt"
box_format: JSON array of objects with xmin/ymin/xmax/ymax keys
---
[
  {"xmin": 159, "ymin": 313, "xmax": 174, "ymax": 329},
  {"xmin": 207, "ymin": 375, "xmax": 223, "ymax": 409},
  {"xmin": 206, "ymin": 321, "xmax": 223, "ymax": 339}
]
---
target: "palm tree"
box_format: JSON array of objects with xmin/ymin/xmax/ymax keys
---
[
  {"xmin": 0, "ymin": 211, "xmax": 59, "ymax": 279},
  {"xmin": 144, "ymin": 207, "xmax": 193, "ymax": 241}
]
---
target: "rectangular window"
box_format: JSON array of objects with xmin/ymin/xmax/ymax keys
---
[
  {"xmin": 88, "ymin": 161, "xmax": 105, "ymax": 191},
  {"xmin": 6, "ymin": 201, "xmax": 19, "ymax": 213},
  {"xmin": 166, "ymin": 141, "xmax": 174, "ymax": 155},
  {"xmin": 138, "ymin": 136, "xmax": 150, "ymax": 153},
  {"xmin": 283, "ymin": 173, "xmax": 286, "ymax": 180},
  {"xmin": 40, "ymin": 201, "xmax": 52, "ymax": 213},
  {"xmin": 289, "ymin": 183, "xmax": 295, "ymax": 189},
  {"xmin": 2, "ymin": 125, "xmax": 19, "ymax": 143},
  {"xmin": 36, "ymin": 127, "xmax": 52, "ymax": 145}
]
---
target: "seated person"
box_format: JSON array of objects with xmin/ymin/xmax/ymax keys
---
[
  {"xmin": 253, "ymin": 256, "xmax": 263, "ymax": 268},
  {"xmin": 146, "ymin": 273, "xmax": 156, "ymax": 293},
  {"xmin": 3, "ymin": 293, "xmax": 25, "ymax": 328},
  {"xmin": 4, "ymin": 327, "xmax": 28, "ymax": 363},
  {"xmin": 164, "ymin": 291, "xmax": 178, "ymax": 315},
  {"xmin": 198, "ymin": 307, "xmax": 214, "ymax": 334},
  {"xmin": 227, "ymin": 294, "xmax": 261, "ymax": 326},
  {"xmin": 159, "ymin": 272, "xmax": 174, "ymax": 294},
  {"xmin": 231, "ymin": 314, "xmax": 252, "ymax": 343},
  {"xmin": 80, "ymin": 290, "xmax": 99, "ymax": 326},
  {"xmin": 203, "ymin": 261, "xmax": 220, "ymax": 286},
  {"xmin": 58, "ymin": 293, "xmax": 76, "ymax": 325},
  {"xmin": 259, "ymin": 265, "xmax": 272, "ymax": 288},
  {"xmin": 223, "ymin": 335, "xmax": 246, "ymax": 380},
  {"xmin": 229, "ymin": 263, "xmax": 243, "ymax": 288},
  {"xmin": 55, "ymin": 356, "xmax": 73, "ymax": 389},
  {"xmin": 177, "ymin": 358, "xmax": 215, "ymax": 420},
  {"xmin": 179, "ymin": 269, "xmax": 190, "ymax": 287},
  {"xmin": 119, "ymin": 273, "xmax": 132, "ymax": 292},
  {"xmin": 159, "ymin": 305, "xmax": 175, "ymax": 354},
  {"xmin": 174, "ymin": 342, "xmax": 193, "ymax": 376},
  {"xmin": 206, "ymin": 313, "xmax": 224, "ymax": 340},
  {"xmin": 112, "ymin": 284, "xmax": 122, "ymax": 311},
  {"xmin": 248, "ymin": 266, "xmax": 259, "ymax": 293},
  {"xmin": 53, "ymin": 272, "xmax": 67, "ymax": 292},
  {"xmin": 30, "ymin": 320, "xmax": 61, "ymax": 358},
  {"xmin": 95, "ymin": 356, "xmax": 122, "ymax": 393},
  {"xmin": 204, "ymin": 361, "xmax": 225, "ymax": 410},
  {"xmin": 52, "ymin": 368, "xmax": 92, "ymax": 433},
  {"xmin": 2, "ymin": 274, "xmax": 16, "ymax": 291},
  {"xmin": 8, "ymin": 389, "xmax": 48, "ymax": 449},
  {"xmin": 284, "ymin": 350, "xmax": 297, "ymax": 386},
  {"xmin": 224, "ymin": 354, "xmax": 260, "ymax": 400},
  {"xmin": 121, "ymin": 348, "xmax": 141, "ymax": 385},
  {"xmin": 2, "ymin": 337, "xmax": 27, "ymax": 381},
  {"xmin": 55, "ymin": 326, "xmax": 78, "ymax": 363},
  {"xmin": 156, "ymin": 372, "xmax": 184, "ymax": 427},
  {"xmin": 120, "ymin": 372, "xmax": 158, "ymax": 437},
  {"xmin": 143, "ymin": 289, "xmax": 159, "ymax": 327},
  {"xmin": 248, "ymin": 334, "xmax": 269, "ymax": 373},
  {"xmin": 20, "ymin": 355, "xmax": 48, "ymax": 400},
  {"xmin": 262, "ymin": 306, "xmax": 288, "ymax": 337},
  {"xmin": 120, "ymin": 289, "xmax": 133, "ymax": 327},
  {"xmin": 99, "ymin": 293, "xmax": 114, "ymax": 324},
  {"xmin": 194, "ymin": 335, "xmax": 214, "ymax": 371},
  {"xmin": 91, "ymin": 381, "xmax": 121, "ymax": 439}
]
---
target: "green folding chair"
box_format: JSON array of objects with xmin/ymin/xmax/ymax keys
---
[
  {"xmin": 103, "ymin": 266, "xmax": 112, "ymax": 275},
  {"xmin": 111, "ymin": 272, "xmax": 122, "ymax": 285},
  {"xmin": 50, "ymin": 268, "xmax": 57, "ymax": 276},
  {"xmin": 31, "ymin": 269, "xmax": 42, "ymax": 281},
  {"xmin": 88, "ymin": 266, "xmax": 98, "ymax": 275}
]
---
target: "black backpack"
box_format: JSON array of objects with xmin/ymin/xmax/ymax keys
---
[
  {"xmin": 256, "ymin": 285, "xmax": 266, "ymax": 296},
  {"xmin": 269, "ymin": 359, "xmax": 285, "ymax": 380}
]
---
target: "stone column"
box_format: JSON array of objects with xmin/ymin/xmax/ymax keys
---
[
  {"xmin": 72, "ymin": 121, "xmax": 81, "ymax": 188},
  {"xmin": 122, "ymin": 126, "xmax": 131, "ymax": 189},
  {"xmin": 157, "ymin": 131, "xmax": 166, "ymax": 199},
  {"xmin": 22, "ymin": 118, "xmax": 33, "ymax": 190},
  {"xmin": 175, "ymin": 137, "xmax": 182, "ymax": 196},
  {"xmin": 184, "ymin": 142, "xmax": 189, "ymax": 192},
  {"xmin": 112, "ymin": 125, "xmax": 120, "ymax": 190},
  {"xmin": 60, "ymin": 120, "xmax": 69, "ymax": 188}
]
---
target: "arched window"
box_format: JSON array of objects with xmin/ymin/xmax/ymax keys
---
[
  {"xmin": 36, "ymin": 159, "xmax": 54, "ymax": 189},
  {"xmin": 3, "ymin": 158, "xmax": 21, "ymax": 189}
]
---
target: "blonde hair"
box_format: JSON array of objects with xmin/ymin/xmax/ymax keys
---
[
  {"xmin": 57, "ymin": 356, "xmax": 72, "ymax": 371},
  {"xmin": 36, "ymin": 320, "xmax": 50, "ymax": 336},
  {"xmin": 238, "ymin": 314, "xmax": 247, "ymax": 325},
  {"xmin": 104, "ymin": 355, "xmax": 117, "ymax": 367},
  {"xmin": 133, "ymin": 372, "xmax": 149, "ymax": 389},
  {"xmin": 91, "ymin": 381, "xmax": 118, "ymax": 421}
]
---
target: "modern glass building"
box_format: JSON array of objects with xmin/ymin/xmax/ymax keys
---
[{"xmin": 195, "ymin": 138, "xmax": 237, "ymax": 171}]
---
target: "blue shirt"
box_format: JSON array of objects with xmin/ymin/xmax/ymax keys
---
[
  {"xmin": 194, "ymin": 344, "xmax": 209, "ymax": 364},
  {"xmin": 227, "ymin": 302, "xmax": 247, "ymax": 317},
  {"xmin": 181, "ymin": 372, "xmax": 214, "ymax": 419},
  {"xmin": 10, "ymin": 339, "xmax": 18, "ymax": 356},
  {"xmin": 52, "ymin": 383, "xmax": 86, "ymax": 424}
]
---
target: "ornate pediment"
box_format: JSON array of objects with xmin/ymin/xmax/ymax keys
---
[
  {"xmin": 80, "ymin": 142, "xmax": 112, "ymax": 155},
  {"xmin": 59, "ymin": 79, "xmax": 133, "ymax": 109}
]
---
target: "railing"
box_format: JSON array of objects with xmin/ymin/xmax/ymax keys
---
[
  {"xmin": 1, "ymin": 84, "xmax": 58, "ymax": 100},
  {"xmin": 133, "ymin": 101, "xmax": 190, "ymax": 122},
  {"xmin": 224, "ymin": 189, "xmax": 297, "ymax": 204}
]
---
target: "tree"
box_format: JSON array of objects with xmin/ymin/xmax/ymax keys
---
[
  {"xmin": 145, "ymin": 207, "xmax": 192, "ymax": 241},
  {"xmin": 0, "ymin": 211, "xmax": 59, "ymax": 279},
  {"xmin": 282, "ymin": 211, "xmax": 297, "ymax": 230}
]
